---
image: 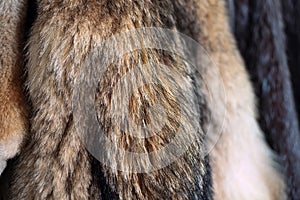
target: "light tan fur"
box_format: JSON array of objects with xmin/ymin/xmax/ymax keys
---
[{"xmin": 194, "ymin": 0, "xmax": 286, "ymax": 199}]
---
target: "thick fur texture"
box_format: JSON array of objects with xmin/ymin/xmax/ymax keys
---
[
  {"xmin": 11, "ymin": 0, "xmax": 212, "ymax": 199},
  {"xmin": 231, "ymin": 0, "xmax": 300, "ymax": 199},
  {"xmin": 1, "ymin": 0, "xmax": 286, "ymax": 199},
  {"xmin": 0, "ymin": 0, "xmax": 29, "ymax": 175}
]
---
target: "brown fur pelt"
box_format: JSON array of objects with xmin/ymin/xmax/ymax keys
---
[
  {"xmin": 10, "ymin": 0, "xmax": 212, "ymax": 199},
  {"xmin": 0, "ymin": 0, "xmax": 29, "ymax": 175},
  {"xmin": 0, "ymin": 0, "xmax": 287, "ymax": 199},
  {"xmin": 230, "ymin": 0, "xmax": 300, "ymax": 199}
]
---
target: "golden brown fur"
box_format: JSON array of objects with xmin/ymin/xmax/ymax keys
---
[
  {"xmin": 0, "ymin": 0, "xmax": 29, "ymax": 175},
  {"xmin": 1, "ymin": 0, "xmax": 286, "ymax": 199}
]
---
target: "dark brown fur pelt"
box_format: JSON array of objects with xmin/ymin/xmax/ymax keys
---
[
  {"xmin": 0, "ymin": 0, "xmax": 29, "ymax": 175},
  {"xmin": 231, "ymin": 0, "xmax": 300, "ymax": 199}
]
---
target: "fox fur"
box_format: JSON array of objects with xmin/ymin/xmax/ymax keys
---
[
  {"xmin": 0, "ymin": 0, "xmax": 286, "ymax": 199},
  {"xmin": 231, "ymin": 0, "xmax": 300, "ymax": 199}
]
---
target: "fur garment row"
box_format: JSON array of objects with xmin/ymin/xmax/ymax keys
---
[{"xmin": 1, "ymin": 0, "xmax": 297, "ymax": 199}]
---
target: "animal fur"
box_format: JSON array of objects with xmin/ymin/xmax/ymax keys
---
[
  {"xmin": 281, "ymin": 0, "xmax": 300, "ymax": 119},
  {"xmin": 193, "ymin": 1, "xmax": 286, "ymax": 199},
  {"xmin": 231, "ymin": 0, "xmax": 300, "ymax": 199},
  {"xmin": 0, "ymin": 0, "xmax": 29, "ymax": 175},
  {"xmin": 10, "ymin": 0, "xmax": 212, "ymax": 199},
  {"xmin": 0, "ymin": 0, "xmax": 286, "ymax": 199}
]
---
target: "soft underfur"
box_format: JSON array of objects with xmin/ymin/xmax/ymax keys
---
[{"xmin": 0, "ymin": 0, "xmax": 286, "ymax": 199}]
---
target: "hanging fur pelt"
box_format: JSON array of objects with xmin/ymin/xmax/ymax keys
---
[
  {"xmin": 230, "ymin": 0, "xmax": 300, "ymax": 199},
  {"xmin": 0, "ymin": 0, "xmax": 287, "ymax": 199}
]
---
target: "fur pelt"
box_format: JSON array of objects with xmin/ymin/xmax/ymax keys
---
[
  {"xmin": 0, "ymin": 0, "xmax": 286, "ymax": 199},
  {"xmin": 281, "ymin": 0, "xmax": 300, "ymax": 119},
  {"xmin": 0, "ymin": 0, "xmax": 29, "ymax": 175},
  {"xmin": 10, "ymin": 0, "xmax": 212, "ymax": 199},
  {"xmin": 231, "ymin": 0, "xmax": 300, "ymax": 199}
]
